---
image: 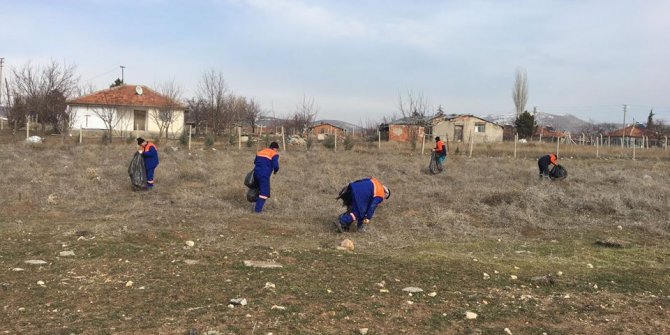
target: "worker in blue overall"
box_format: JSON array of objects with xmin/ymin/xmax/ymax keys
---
[
  {"xmin": 253, "ymin": 142, "xmax": 280, "ymax": 213},
  {"xmin": 137, "ymin": 137, "xmax": 159, "ymax": 189},
  {"xmin": 336, "ymin": 177, "xmax": 390, "ymax": 232}
]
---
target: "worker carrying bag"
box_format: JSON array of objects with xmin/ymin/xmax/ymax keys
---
[
  {"xmin": 550, "ymin": 164, "xmax": 568, "ymax": 181},
  {"xmin": 244, "ymin": 170, "xmax": 260, "ymax": 202}
]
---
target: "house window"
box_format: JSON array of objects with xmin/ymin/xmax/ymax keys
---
[
  {"xmin": 134, "ymin": 110, "xmax": 147, "ymax": 131},
  {"xmin": 474, "ymin": 122, "xmax": 485, "ymax": 133}
]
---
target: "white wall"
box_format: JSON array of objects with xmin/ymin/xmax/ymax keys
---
[{"xmin": 70, "ymin": 105, "xmax": 185, "ymax": 136}]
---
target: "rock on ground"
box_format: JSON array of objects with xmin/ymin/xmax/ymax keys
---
[
  {"xmin": 402, "ymin": 287, "xmax": 424, "ymax": 293},
  {"xmin": 243, "ymin": 260, "xmax": 283, "ymax": 269}
]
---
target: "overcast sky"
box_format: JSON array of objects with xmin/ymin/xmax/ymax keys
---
[{"xmin": 2, "ymin": 0, "xmax": 669, "ymax": 124}]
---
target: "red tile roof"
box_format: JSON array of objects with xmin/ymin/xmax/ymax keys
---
[
  {"xmin": 68, "ymin": 85, "xmax": 185, "ymax": 109},
  {"xmin": 534, "ymin": 126, "xmax": 567, "ymax": 138},
  {"xmin": 604, "ymin": 126, "xmax": 656, "ymax": 138}
]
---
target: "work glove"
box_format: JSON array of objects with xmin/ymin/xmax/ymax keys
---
[{"xmin": 363, "ymin": 219, "xmax": 370, "ymax": 224}]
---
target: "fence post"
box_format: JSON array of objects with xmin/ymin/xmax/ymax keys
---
[
  {"xmin": 633, "ymin": 140, "xmax": 636, "ymax": 160},
  {"xmin": 514, "ymin": 133, "xmax": 518, "ymax": 158},
  {"xmin": 79, "ymin": 128, "xmax": 83, "ymax": 144},
  {"xmin": 281, "ymin": 127, "xmax": 286, "ymax": 151},
  {"xmin": 665, "ymin": 136, "xmax": 668, "ymax": 150},
  {"xmin": 556, "ymin": 136, "xmax": 560, "ymax": 157},
  {"xmin": 26, "ymin": 118, "xmax": 30, "ymax": 139},
  {"xmin": 596, "ymin": 137, "xmax": 599, "ymax": 158},
  {"xmin": 334, "ymin": 133, "xmax": 337, "ymax": 151},
  {"xmin": 468, "ymin": 132, "xmax": 474, "ymax": 158},
  {"xmin": 237, "ymin": 126, "xmax": 241, "ymax": 150},
  {"xmin": 378, "ymin": 129, "xmax": 381, "ymax": 151},
  {"xmin": 421, "ymin": 134, "xmax": 426, "ymax": 155},
  {"xmin": 539, "ymin": 133, "xmax": 542, "ymax": 143}
]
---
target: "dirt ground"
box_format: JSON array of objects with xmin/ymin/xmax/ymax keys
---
[{"xmin": 1, "ymin": 135, "xmax": 669, "ymax": 334}]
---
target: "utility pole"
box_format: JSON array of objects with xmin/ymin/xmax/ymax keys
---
[
  {"xmin": 120, "ymin": 65, "xmax": 126, "ymax": 84},
  {"xmin": 622, "ymin": 104, "xmax": 627, "ymax": 148},
  {"xmin": 0, "ymin": 57, "xmax": 5, "ymax": 106}
]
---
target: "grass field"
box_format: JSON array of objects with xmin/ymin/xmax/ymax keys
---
[{"xmin": 1, "ymin": 135, "xmax": 669, "ymax": 334}]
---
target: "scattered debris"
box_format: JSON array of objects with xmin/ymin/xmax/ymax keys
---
[
  {"xmin": 271, "ymin": 305, "xmax": 286, "ymax": 310},
  {"xmin": 229, "ymin": 298, "xmax": 247, "ymax": 306},
  {"xmin": 75, "ymin": 230, "xmax": 93, "ymax": 237},
  {"xmin": 504, "ymin": 328, "xmax": 513, "ymax": 335},
  {"xmin": 556, "ymin": 271, "xmax": 563, "ymax": 277},
  {"xmin": 359, "ymin": 328, "xmax": 369, "ymax": 335},
  {"xmin": 428, "ymin": 292, "xmax": 437, "ymax": 297},
  {"xmin": 185, "ymin": 240, "xmax": 195, "ymax": 247},
  {"xmin": 243, "ymin": 260, "xmax": 283, "ymax": 269},
  {"xmin": 12, "ymin": 268, "xmax": 25, "ymax": 272},
  {"xmin": 595, "ymin": 238, "xmax": 628, "ymax": 249},
  {"xmin": 125, "ymin": 281, "xmax": 134, "ymax": 287},
  {"xmin": 337, "ymin": 239, "xmax": 355, "ymax": 251},
  {"xmin": 375, "ymin": 281, "xmax": 385, "ymax": 288},
  {"xmin": 183, "ymin": 259, "xmax": 199, "ymax": 265},
  {"xmin": 465, "ymin": 311, "xmax": 478, "ymax": 319},
  {"xmin": 483, "ymin": 273, "xmax": 490, "ymax": 280},
  {"xmin": 406, "ymin": 301, "xmax": 414, "ymax": 305},
  {"xmin": 47, "ymin": 193, "xmax": 57, "ymax": 204},
  {"xmin": 24, "ymin": 260, "xmax": 48, "ymax": 265},
  {"xmin": 402, "ymin": 287, "xmax": 423, "ymax": 293},
  {"xmin": 264, "ymin": 282, "xmax": 276, "ymax": 290},
  {"xmin": 617, "ymin": 225, "xmax": 623, "ymax": 230},
  {"xmin": 37, "ymin": 280, "xmax": 45, "ymax": 286},
  {"xmin": 379, "ymin": 289, "xmax": 389, "ymax": 293},
  {"xmin": 530, "ymin": 275, "xmax": 555, "ymax": 286},
  {"xmin": 510, "ymin": 275, "xmax": 518, "ymax": 280},
  {"xmin": 587, "ymin": 263, "xmax": 594, "ymax": 268},
  {"xmin": 26, "ymin": 136, "xmax": 43, "ymax": 144},
  {"xmin": 59, "ymin": 251, "xmax": 75, "ymax": 257}
]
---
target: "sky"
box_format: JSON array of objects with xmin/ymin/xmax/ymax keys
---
[{"xmin": 1, "ymin": 0, "xmax": 669, "ymax": 125}]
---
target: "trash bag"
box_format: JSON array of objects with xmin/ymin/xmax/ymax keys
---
[
  {"xmin": 128, "ymin": 152, "xmax": 147, "ymax": 190},
  {"xmin": 428, "ymin": 152, "xmax": 443, "ymax": 174},
  {"xmin": 336, "ymin": 185, "xmax": 353, "ymax": 209},
  {"xmin": 244, "ymin": 170, "xmax": 257, "ymax": 188},
  {"xmin": 550, "ymin": 164, "xmax": 568, "ymax": 181},
  {"xmin": 246, "ymin": 187, "xmax": 260, "ymax": 202}
]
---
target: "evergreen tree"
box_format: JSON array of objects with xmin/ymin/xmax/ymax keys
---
[
  {"xmin": 515, "ymin": 110, "xmax": 536, "ymax": 139},
  {"xmin": 110, "ymin": 78, "xmax": 123, "ymax": 88}
]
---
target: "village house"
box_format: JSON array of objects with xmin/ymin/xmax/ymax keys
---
[
  {"xmin": 604, "ymin": 124, "xmax": 661, "ymax": 147},
  {"xmin": 310, "ymin": 122, "xmax": 346, "ymax": 137},
  {"xmin": 68, "ymin": 84, "xmax": 186, "ymax": 137},
  {"xmin": 431, "ymin": 114, "xmax": 503, "ymax": 143},
  {"xmin": 379, "ymin": 118, "xmax": 426, "ymax": 143}
]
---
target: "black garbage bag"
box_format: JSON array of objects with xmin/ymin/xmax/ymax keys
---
[
  {"xmin": 128, "ymin": 152, "xmax": 147, "ymax": 190},
  {"xmin": 550, "ymin": 164, "xmax": 568, "ymax": 181},
  {"xmin": 428, "ymin": 152, "xmax": 443, "ymax": 174},
  {"xmin": 246, "ymin": 187, "xmax": 260, "ymax": 202},
  {"xmin": 336, "ymin": 184, "xmax": 353, "ymax": 210},
  {"xmin": 244, "ymin": 170, "xmax": 257, "ymax": 188}
]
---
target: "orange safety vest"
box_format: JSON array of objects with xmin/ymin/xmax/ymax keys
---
[
  {"xmin": 256, "ymin": 148, "xmax": 278, "ymax": 160},
  {"xmin": 549, "ymin": 154, "xmax": 557, "ymax": 165},
  {"xmin": 436, "ymin": 140, "xmax": 445, "ymax": 152},
  {"xmin": 142, "ymin": 142, "xmax": 157, "ymax": 153},
  {"xmin": 371, "ymin": 178, "xmax": 385, "ymax": 199}
]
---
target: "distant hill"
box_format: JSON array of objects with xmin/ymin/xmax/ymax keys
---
[{"xmin": 484, "ymin": 112, "xmax": 590, "ymax": 133}]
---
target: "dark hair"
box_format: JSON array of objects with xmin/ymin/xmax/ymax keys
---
[
  {"xmin": 137, "ymin": 137, "xmax": 145, "ymax": 145},
  {"xmin": 269, "ymin": 141, "xmax": 279, "ymax": 149},
  {"xmin": 435, "ymin": 136, "xmax": 441, "ymax": 141}
]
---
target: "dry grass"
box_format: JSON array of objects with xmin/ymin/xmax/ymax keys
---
[{"xmin": 1, "ymin": 135, "xmax": 669, "ymax": 334}]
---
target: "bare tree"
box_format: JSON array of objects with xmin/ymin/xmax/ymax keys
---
[
  {"xmin": 245, "ymin": 98, "xmax": 263, "ymax": 133},
  {"xmin": 512, "ymin": 68, "xmax": 528, "ymax": 118},
  {"xmin": 286, "ymin": 95, "xmax": 318, "ymax": 135},
  {"xmin": 196, "ymin": 70, "xmax": 228, "ymax": 137},
  {"xmin": 9, "ymin": 60, "xmax": 79, "ymax": 132},
  {"xmin": 185, "ymin": 98, "xmax": 207, "ymax": 135},
  {"xmin": 398, "ymin": 90, "xmax": 429, "ymax": 149},
  {"xmin": 90, "ymin": 94, "xmax": 121, "ymax": 144},
  {"xmin": 150, "ymin": 79, "xmax": 183, "ymax": 141}
]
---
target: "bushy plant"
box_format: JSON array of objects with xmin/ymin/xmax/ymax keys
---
[
  {"xmin": 344, "ymin": 135, "xmax": 355, "ymax": 151},
  {"xmin": 204, "ymin": 134, "xmax": 215, "ymax": 148},
  {"xmin": 179, "ymin": 131, "xmax": 189, "ymax": 146},
  {"xmin": 125, "ymin": 134, "xmax": 135, "ymax": 145},
  {"xmin": 323, "ymin": 135, "xmax": 335, "ymax": 149},
  {"xmin": 306, "ymin": 136, "xmax": 314, "ymax": 150}
]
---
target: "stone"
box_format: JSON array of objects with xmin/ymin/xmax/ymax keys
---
[
  {"xmin": 125, "ymin": 281, "xmax": 134, "ymax": 287},
  {"xmin": 12, "ymin": 268, "xmax": 25, "ymax": 272},
  {"xmin": 402, "ymin": 287, "xmax": 423, "ymax": 293},
  {"xmin": 530, "ymin": 275, "xmax": 555, "ymax": 285},
  {"xmin": 59, "ymin": 251, "xmax": 75, "ymax": 257},
  {"xmin": 243, "ymin": 260, "xmax": 283, "ymax": 269},
  {"xmin": 556, "ymin": 271, "xmax": 563, "ymax": 277},
  {"xmin": 338, "ymin": 239, "xmax": 355, "ymax": 251},
  {"xmin": 271, "ymin": 305, "xmax": 286, "ymax": 310},
  {"xmin": 359, "ymin": 328, "xmax": 369, "ymax": 335},
  {"xmin": 24, "ymin": 260, "xmax": 48, "ymax": 265},
  {"xmin": 264, "ymin": 282, "xmax": 276, "ymax": 289},
  {"xmin": 428, "ymin": 292, "xmax": 437, "ymax": 297},
  {"xmin": 483, "ymin": 273, "xmax": 490, "ymax": 280},
  {"xmin": 185, "ymin": 240, "xmax": 195, "ymax": 247},
  {"xmin": 37, "ymin": 280, "xmax": 45, "ymax": 286},
  {"xmin": 184, "ymin": 259, "xmax": 199, "ymax": 265},
  {"xmin": 504, "ymin": 328, "xmax": 513, "ymax": 335},
  {"xmin": 587, "ymin": 263, "xmax": 594, "ymax": 268},
  {"xmin": 379, "ymin": 289, "xmax": 389, "ymax": 293},
  {"xmin": 230, "ymin": 298, "xmax": 247, "ymax": 306},
  {"xmin": 510, "ymin": 275, "xmax": 518, "ymax": 280},
  {"xmin": 465, "ymin": 311, "xmax": 478, "ymax": 319}
]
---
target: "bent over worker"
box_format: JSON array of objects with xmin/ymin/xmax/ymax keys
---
[
  {"xmin": 538, "ymin": 153, "xmax": 558, "ymax": 178},
  {"xmin": 253, "ymin": 142, "xmax": 280, "ymax": 213},
  {"xmin": 337, "ymin": 177, "xmax": 390, "ymax": 232},
  {"xmin": 432, "ymin": 136, "xmax": 448, "ymax": 168},
  {"xmin": 137, "ymin": 137, "xmax": 159, "ymax": 189}
]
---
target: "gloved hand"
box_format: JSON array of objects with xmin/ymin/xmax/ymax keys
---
[{"xmin": 363, "ymin": 219, "xmax": 370, "ymax": 224}]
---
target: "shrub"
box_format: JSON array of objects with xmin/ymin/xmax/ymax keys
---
[
  {"xmin": 323, "ymin": 135, "xmax": 335, "ymax": 149},
  {"xmin": 344, "ymin": 135, "xmax": 355, "ymax": 151},
  {"xmin": 179, "ymin": 131, "xmax": 189, "ymax": 146},
  {"xmin": 306, "ymin": 136, "xmax": 314, "ymax": 150},
  {"xmin": 204, "ymin": 134, "xmax": 215, "ymax": 148},
  {"xmin": 125, "ymin": 134, "xmax": 135, "ymax": 145}
]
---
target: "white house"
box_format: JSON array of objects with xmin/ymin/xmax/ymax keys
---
[{"xmin": 68, "ymin": 84, "xmax": 185, "ymax": 137}]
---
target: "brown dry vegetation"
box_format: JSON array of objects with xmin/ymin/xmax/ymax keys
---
[{"xmin": 1, "ymin": 135, "xmax": 670, "ymax": 334}]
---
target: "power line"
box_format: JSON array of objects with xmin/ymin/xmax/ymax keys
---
[{"xmin": 83, "ymin": 67, "xmax": 118, "ymax": 82}]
